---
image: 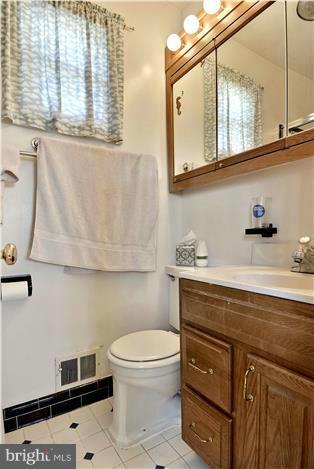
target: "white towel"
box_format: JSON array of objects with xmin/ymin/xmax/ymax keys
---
[
  {"xmin": 30, "ymin": 137, "xmax": 158, "ymax": 272},
  {"xmin": 1, "ymin": 144, "xmax": 20, "ymax": 223},
  {"xmin": 1, "ymin": 144, "xmax": 20, "ymax": 182}
]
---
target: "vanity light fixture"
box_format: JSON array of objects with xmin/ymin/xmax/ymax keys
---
[
  {"xmin": 183, "ymin": 15, "xmax": 200, "ymax": 35},
  {"xmin": 203, "ymin": 0, "xmax": 222, "ymax": 15},
  {"xmin": 166, "ymin": 33, "xmax": 182, "ymax": 52}
]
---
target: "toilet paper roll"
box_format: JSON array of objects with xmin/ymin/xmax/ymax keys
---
[{"xmin": 1, "ymin": 281, "xmax": 29, "ymax": 301}]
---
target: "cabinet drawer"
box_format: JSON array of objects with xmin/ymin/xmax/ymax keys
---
[
  {"xmin": 182, "ymin": 387, "xmax": 232, "ymax": 469},
  {"xmin": 182, "ymin": 326, "xmax": 232, "ymax": 412}
]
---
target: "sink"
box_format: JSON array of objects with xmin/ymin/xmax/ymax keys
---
[
  {"xmin": 168, "ymin": 265, "xmax": 314, "ymax": 304},
  {"xmin": 232, "ymin": 272, "xmax": 313, "ymax": 291}
]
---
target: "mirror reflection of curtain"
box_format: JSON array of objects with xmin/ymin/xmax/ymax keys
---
[
  {"xmin": 203, "ymin": 57, "xmax": 216, "ymax": 162},
  {"xmin": 204, "ymin": 56, "xmax": 263, "ymax": 161}
]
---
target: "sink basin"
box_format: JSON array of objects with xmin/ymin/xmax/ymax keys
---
[{"xmin": 232, "ymin": 272, "xmax": 313, "ymax": 291}]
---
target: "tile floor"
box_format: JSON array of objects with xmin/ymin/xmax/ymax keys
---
[{"xmin": 3, "ymin": 398, "xmax": 209, "ymax": 468}]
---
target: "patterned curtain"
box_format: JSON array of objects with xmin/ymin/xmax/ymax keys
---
[
  {"xmin": 1, "ymin": 1, "xmax": 125, "ymax": 144},
  {"xmin": 203, "ymin": 56, "xmax": 216, "ymax": 162},
  {"xmin": 203, "ymin": 56, "xmax": 263, "ymax": 161}
]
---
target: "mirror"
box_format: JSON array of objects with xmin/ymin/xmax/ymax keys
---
[
  {"xmin": 287, "ymin": 0, "xmax": 314, "ymax": 135},
  {"xmin": 173, "ymin": 50, "xmax": 216, "ymax": 176},
  {"xmin": 168, "ymin": 0, "xmax": 314, "ymax": 189},
  {"xmin": 217, "ymin": 1, "xmax": 286, "ymax": 160},
  {"xmin": 172, "ymin": 1, "xmax": 286, "ymax": 175}
]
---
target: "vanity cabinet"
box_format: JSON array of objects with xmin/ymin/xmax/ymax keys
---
[{"xmin": 180, "ymin": 279, "xmax": 314, "ymax": 469}]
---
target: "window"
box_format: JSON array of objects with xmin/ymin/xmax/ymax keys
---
[{"xmin": 1, "ymin": 1, "xmax": 125, "ymax": 143}]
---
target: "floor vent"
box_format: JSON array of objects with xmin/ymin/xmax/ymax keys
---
[{"xmin": 56, "ymin": 348, "xmax": 101, "ymax": 391}]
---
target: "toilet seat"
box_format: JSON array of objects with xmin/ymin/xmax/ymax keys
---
[{"xmin": 108, "ymin": 330, "xmax": 180, "ymax": 369}]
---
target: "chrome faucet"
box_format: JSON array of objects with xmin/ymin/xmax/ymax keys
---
[{"xmin": 291, "ymin": 236, "xmax": 314, "ymax": 274}]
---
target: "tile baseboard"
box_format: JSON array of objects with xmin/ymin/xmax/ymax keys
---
[{"xmin": 3, "ymin": 376, "xmax": 113, "ymax": 433}]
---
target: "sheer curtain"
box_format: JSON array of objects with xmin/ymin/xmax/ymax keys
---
[
  {"xmin": 203, "ymin": 57, "xmax": 263, "ymax": 160},
  {"xmin": 1, "ymin": 1, "xmax": 125, "ymax": 144}
]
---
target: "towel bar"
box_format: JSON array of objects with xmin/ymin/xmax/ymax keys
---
[{"xmin": 19, "ymin": 138, "xmax": 38, "ymax": 159}]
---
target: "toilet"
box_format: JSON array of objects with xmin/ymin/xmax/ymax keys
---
[{"xmin": 107, "ymin": 274, "xmax": 181, "ymax": 448}]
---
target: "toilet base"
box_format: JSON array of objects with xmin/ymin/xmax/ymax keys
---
[
  {"xmin": 107, "ymin": 340, "xmax": 180, "ymax": 448},
  {"xmin": 108, "ymin": 393, "xmax": 181, "ymax": 448}
]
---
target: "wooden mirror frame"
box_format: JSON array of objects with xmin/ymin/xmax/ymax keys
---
[{"xmin": 166, "ymin": 0, "xmax": 314, "ymax": 193}]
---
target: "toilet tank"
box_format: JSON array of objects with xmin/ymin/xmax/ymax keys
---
[{"xmin": 166, "ymin": 265, "xmax": 196, "ymax": 330}]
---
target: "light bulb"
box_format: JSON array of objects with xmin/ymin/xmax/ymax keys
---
[
  {"xmin": 166, "ymin": 33, "xmax": 182, "ymax": 52},
  {"xmin": 183, "ymin": 15, "xmax": 200, "ymax": 35},
  {"xmin": 203, "ymin": 0, "xmax": 221, "ymax": 15}
]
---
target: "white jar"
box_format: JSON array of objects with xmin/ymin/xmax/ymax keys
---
[{"xmin": 195, "ymin": 240, "xmax": 208, "ymax": 267}]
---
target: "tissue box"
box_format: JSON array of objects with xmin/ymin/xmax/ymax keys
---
[{"xmin": 176, "ymin": 245, "xmax": 195, "ymax": 266}]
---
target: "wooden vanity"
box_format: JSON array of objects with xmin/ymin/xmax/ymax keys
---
[{"xmin": 180, "ymin": 278, "xmax": 314, "ymax": 469}]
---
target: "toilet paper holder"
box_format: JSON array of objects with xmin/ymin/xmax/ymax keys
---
[{"xmin": 1, "ymin": 274, "xmax": 33, "ymax": 297}]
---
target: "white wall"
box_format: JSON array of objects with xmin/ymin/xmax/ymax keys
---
[
  {"xmin": 178, "ymin": 157, "xmax": 314, "ymax": 267},
  {"xmin": 1, "ymin": 2, "xmax": 182, "ymax": 408}
]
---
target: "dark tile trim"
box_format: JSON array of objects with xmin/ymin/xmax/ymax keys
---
[
  {"xmin": 81, "ymin": 387, "xmax": 109, "ymax": 406},
  {"xmin": 51, "ymin": 397, "xmax": 81, "ymax": 417},
  {"xmin": 98, "ymin": 377, "xmax": 111, "ymax": 389},
  {"xmin": 4, "ymin": 417, "xmax": 17, "ymax": 433},
  {"xmin": 70, "ymin": 381, "xmax": 98, "ymax": 398},
  {"xmin": 18, "ymin": 407, "xmax": 51, "ymax": 428},
  {"xmin": 39, "ymin": 390, "xmax": 70, "ymax": 409},
  {"xmin": 3, "ymin": 376, "xmax": 113, "ymax": 433},
  {"xmin": 4, "ymin": 399, "xmax": 39, "ymax": 420}
]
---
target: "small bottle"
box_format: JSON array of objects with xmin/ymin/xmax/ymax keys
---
[{"xmin": 195, "ymin": 240, "xmax": 208, "ymax": 267}]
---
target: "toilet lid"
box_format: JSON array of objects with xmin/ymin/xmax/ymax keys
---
[{"xmin": 110, "ymin": 330, "xmax": 180, "ymax": 362}]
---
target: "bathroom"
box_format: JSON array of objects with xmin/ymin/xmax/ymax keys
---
[{"xmin": 0, "ymin": 0, "xmax": 313, "ymax": 468}]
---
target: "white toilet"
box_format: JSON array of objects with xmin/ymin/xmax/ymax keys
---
[{"xmin": 107, "ymin": 275, "xmax": 181, "ymax": 448}]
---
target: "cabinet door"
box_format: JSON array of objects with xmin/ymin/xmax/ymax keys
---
[{"xmin": 234, "ymin": 351, "xmax": 314, "ymax": 469}]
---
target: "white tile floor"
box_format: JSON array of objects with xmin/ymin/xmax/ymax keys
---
[{"xmin": 3, "ymin": 398, "xmax": 209, "ymax": 468}]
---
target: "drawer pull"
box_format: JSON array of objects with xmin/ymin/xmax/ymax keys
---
[
  {"xmin": 243, "ymin": 364, "xmax": 255, "ymax": 402},
  {"xmin": 189, "ymin": 358, "xmax": 214, "ymax": 375},
  {"xmin": 189, "ymin": 422, "xmax": 213, "ymax": 444}
]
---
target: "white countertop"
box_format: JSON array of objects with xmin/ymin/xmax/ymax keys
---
[{"xmin": 165, "ymin": 265, "xmax": 314, "ymax": 304}]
